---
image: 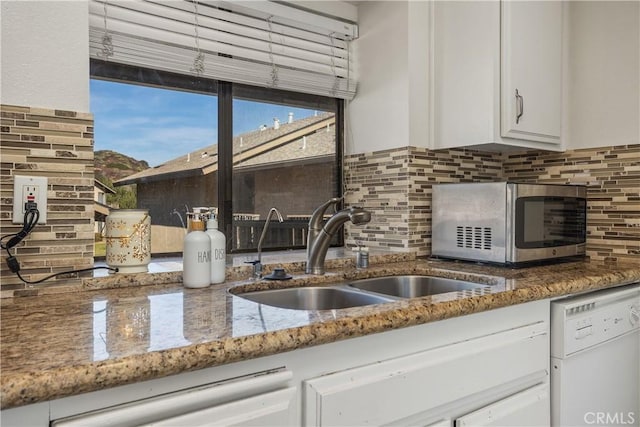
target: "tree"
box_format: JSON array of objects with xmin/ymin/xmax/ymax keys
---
[{"xmin": 109, "ymin": 185, "xmax": 137, "ymax": 209}]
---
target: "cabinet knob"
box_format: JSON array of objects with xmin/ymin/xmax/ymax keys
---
[{"xmin": 515, "ymin": 89, "xmax": 524, "ymax": 124}]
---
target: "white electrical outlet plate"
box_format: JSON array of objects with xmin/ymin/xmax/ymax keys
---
[{"xmin": 12, "ymin": 175, "xmax": 48, "ymax": 224}]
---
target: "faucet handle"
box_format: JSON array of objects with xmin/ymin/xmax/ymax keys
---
[
  {"xmin": 309, "ymin": 197, "xmax": 343, "ymax": 230},
  {"xmin": 329, "ymin": 196, "xmax": 344, "ymax": 213}
]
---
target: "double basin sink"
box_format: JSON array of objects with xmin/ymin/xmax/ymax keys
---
[{"xmin": 234, "ymin": 275, "xmax": 490, "ymax": 311}]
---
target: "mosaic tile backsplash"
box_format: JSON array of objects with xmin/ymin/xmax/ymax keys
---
[
  {"xmin": 346, "ymin": 145, "xmax": 639, "ymax": 262},
  {"xmin": 1, "ymin": 105, "xmax": 95, "ymax": 296},
  {"xmin": 344, "ymin": 147, "xmax": 503, "ymax": 255},
  {"xmin": 503, "ymin": 146, "xmax": 640, "ymax": 263}
]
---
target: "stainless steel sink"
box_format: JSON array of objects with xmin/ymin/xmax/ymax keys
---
[
  {"xmin": 347, "ymin": 275, "xmax": 488, "ymax": 298},
  {"xmin": 235, "ymin": 286, "xmax": 395, "ymax": 310},
  {"xmin": 233, "ymin": 275, "xmax": 490, "ymax": 310}
]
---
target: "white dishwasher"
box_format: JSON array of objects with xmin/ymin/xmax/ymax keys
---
[{"xmin": 551, "ymin": 283, "xmax": 640, "ymax": 427}]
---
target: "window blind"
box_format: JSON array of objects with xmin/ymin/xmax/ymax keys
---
[{"xmin": 89, "ymin": 0, "xmax": 357, "ymax": 99}]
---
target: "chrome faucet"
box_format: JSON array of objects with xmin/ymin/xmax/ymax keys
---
[
  {"xmin": 306, "ymin": 203, "xmax": 371, "ymax": 275},
  {"xmin": 307, "ymin": 197, "xmax": 342, "ymax": 263},
  {"xmin": 250, "ymin": 207, "xmax": 284, "ymax": 279}
]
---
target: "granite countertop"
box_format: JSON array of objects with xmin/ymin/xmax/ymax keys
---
[{"xmin": 1, "ymin": 256, "xmax": 639, "ymax": 410}]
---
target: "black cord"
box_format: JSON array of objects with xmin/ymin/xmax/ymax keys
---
[
  {"xmin": 2, "ymin": 204, "xmax": 119, "ymax": 284},
  {"xmin": 16, "ymin": 266, "xmax": 118, "ymax": 285},
  {"xmin": 1, "ymin": 207, "xmax": 39, "ymax": 250}
]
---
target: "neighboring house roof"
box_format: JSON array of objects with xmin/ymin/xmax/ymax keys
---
[
  {"xmin": 95, "ymin": 179, "xmax": 116, "ymax": 194},
  {"xmin": 115, "ymin": 113, "xmax": 336, "ymax": 186}
]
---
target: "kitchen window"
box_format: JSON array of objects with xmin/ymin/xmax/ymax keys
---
[
  {"xmin": 230, "ymin": 86, "xmax": 341, "ymax": 252},
  {"xmin": 91, "ymin": 61, "xmax": 343, "ymax": 256},
  {"xmin": 88, "ymin": 0, "xmax": 355, "ymax": 258}
]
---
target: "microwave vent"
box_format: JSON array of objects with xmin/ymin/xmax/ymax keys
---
[{"xmin": 457, "ymin": 226, "xmax": 492, "ymax": 250}]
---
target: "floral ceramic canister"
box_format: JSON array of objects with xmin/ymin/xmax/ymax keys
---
[{"xmin": 105, "ymin": 209, "xmax": 151, "ymax": 274}]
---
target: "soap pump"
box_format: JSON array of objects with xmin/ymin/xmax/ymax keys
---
[
  {"xmin": 183, "ymin": 211, "xmax": 211, "ymax": 288},
  {"xmin": 205, "ymin": 216, "xmax": 226, "ymax": 284}
]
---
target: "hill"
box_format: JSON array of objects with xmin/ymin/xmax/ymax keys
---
[{"xmin": 95, "ymin": 150, "xmax": 149, "ymax": 184}]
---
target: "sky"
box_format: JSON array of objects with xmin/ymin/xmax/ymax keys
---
[{"xmin": 90, "ymin": 79, "xmax": 319, "ymax": 167}]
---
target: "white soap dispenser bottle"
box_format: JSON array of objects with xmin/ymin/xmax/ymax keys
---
[
  {"xmin": 205, "ymin": 217, "xmax": 226, "ymax": 284},
  {"xmin": 183, "ymin": 228, "xmax": 211, "ymax": 288}
]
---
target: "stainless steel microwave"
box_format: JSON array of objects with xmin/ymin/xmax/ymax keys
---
[{"xmin": 432, "ymin": 182, "xmax": 587, "ymax": 265}]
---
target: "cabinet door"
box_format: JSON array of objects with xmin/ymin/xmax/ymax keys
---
[
  {"xmin": 143, "ymin": 387, "xmax": 296, "ymax": 427},
  {"xmin": 52, "ymin": 369, "xmax": 293, "ymax": 427},
  {"xmin": 432, "ymin": 0, "xmax": 499, "ymax": 149},
  {"xmin": 501, "ymin": 0, "xmax": 562, "ymax": 144},
  {"xmin": 304, "ymin": 323, "xmax": 548, "ymax": 426},
  {"xmin": 456, "ymin": 383, "xmax": 549, "ymax": 427}
]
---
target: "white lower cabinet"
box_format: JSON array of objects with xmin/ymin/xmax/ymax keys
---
[
  {"xmin": 303, "ymin": 322, "xmax": 549, "ymax": 426},
  {"xmin": 409, "ymin": 384, "xmax": 549, "ymax": 427},
  {"xmin": 50, "ymin": 369, "xmax": 295, "ymax": 427},
  {"xmin": 456, "ymin": 383, "xmax": 549, "ymax": 427},
  {"xmin": 142, "ymin": 387, "xmax": 296, "ymax": 426}
]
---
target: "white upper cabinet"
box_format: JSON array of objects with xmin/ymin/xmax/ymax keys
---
[
  {"xmin": 431, "ymin": 1, "xmax": 564, "ymax": 151},
  {"xmin": 501, "ymin": 1, "xmax": 563, "ymax": 144},
  {"xmin": 564, "ymin": 1, "xmax": 639, "ymax": 150}
]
